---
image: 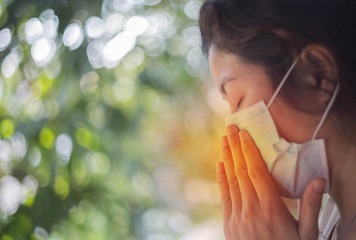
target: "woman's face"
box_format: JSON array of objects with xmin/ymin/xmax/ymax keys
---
[{"xmin": 208, "ymin": 46, "xmax": 321, "ymax": 143}]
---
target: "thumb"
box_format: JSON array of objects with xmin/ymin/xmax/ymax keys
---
[{"xmin": 298, "ymin": 178, "xmax": 325, "ymax": 240}]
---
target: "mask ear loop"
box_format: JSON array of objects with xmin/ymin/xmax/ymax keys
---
[
  {"xmin": 267, "ymin": 55, "xmax": 301, "ymax": 108},
  {"xmin": 265, "ymin": 53, "xmax": 340, "ymax": 140},
  {"xmin": 311, "ymin": 82, "xmax": 340, "ymax": 140}
]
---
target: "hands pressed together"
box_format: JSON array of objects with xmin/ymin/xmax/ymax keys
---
[{"xmin": 217, "ymin": 125, "xmax": 326, "ymax": 240}]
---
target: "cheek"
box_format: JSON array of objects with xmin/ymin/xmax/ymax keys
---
[{"xmin": 269, "ymin": 102, "xmax": 317, "ymax": 143}]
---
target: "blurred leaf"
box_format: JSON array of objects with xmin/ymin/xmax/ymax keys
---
[
  {"xmin": 39, "ymin": 127, "xmax": 55, "ymax": 149},
  {"xmin": 0, "ymin": 119, "xmax": 14, "ymax": 139},
  {"xmin": 0, "ymin": 0, "xmax": 225, "ymax": 239}
]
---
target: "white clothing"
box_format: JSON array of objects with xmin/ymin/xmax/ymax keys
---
[{"xmin": 319, "ymin": 195, "xmax": 339, "ymax": 240}]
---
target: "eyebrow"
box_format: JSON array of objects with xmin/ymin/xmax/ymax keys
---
[{"xmin": 220, "ymin": 77, "xmax": 238, "ymax": 95}]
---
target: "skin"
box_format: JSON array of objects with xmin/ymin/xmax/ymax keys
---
[{"xmin": 209, "ymin": 44, "xmax": 356, "ymax": 239}]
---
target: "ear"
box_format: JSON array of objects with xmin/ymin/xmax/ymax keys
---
[{"xmin": 299, "ymin": 44, "xmax": 339, "ymax": 94}]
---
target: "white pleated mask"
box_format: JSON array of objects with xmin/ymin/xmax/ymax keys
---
[{"xmin": 225, "ymin": 55, "xmax": 339, "ymax": 199}]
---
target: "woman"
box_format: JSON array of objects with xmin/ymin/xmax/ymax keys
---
[{"xmin": 199, "ymin": 0, "xmax": 356, "ymax": 239}]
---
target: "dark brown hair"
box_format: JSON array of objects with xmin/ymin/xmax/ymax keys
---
[{"xmin": 199, "ymin": 0, "xmax": 356, "ymax": 114}]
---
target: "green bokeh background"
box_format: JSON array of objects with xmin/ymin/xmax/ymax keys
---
[{"xmin": 0, "ymin": 0, "xmax": 230, "ymax": 239}]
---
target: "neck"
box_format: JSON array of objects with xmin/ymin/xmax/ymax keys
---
[{"xmin": 325, "ymin": 115, "xmax": 356, "ymax": 234}]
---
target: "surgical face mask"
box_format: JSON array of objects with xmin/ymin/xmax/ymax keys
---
[{"xmin": 225, "ymin": 55, "xmax": 340, "ymax": 199}]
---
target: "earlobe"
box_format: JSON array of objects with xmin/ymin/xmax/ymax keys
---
[{"xmin": 300, "ymin": 44, "xmax": 339, "ymax": 92}]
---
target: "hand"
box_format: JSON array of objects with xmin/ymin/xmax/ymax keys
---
[{"xmin": 217, "ymin": 125, "xmax": 326, "ymax": 240}]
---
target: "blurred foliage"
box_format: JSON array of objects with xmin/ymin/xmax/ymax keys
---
[{"xmin": 0, "ymin": 0, "xmax": 230, "ymax": 239}]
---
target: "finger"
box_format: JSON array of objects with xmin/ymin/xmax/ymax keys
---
[
  {"xmin": 221, "ymin": 136, "xmax": 242, "ymax": 213},
  {"xmin": 239, "ymin": 130, "xmax": 279, "ymax": 201},
  {"xmin": 226, "ymin": 125, "xmax": 257, "ymax": 206},
  {"xmin": 216, "ymin": 162, "xmax": 232, "ymax": 221},
  {"xmin": 298, "ymin": 178, "xmax": 325, "ymax": 239}
]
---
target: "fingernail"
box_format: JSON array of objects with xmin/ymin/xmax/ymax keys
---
[
  {"xmin": 216, "ymin": 162, "xmax": 225, "ymax": 171},
  {"xmin": 226, "ymin": 125, "xmax": 238, "ymax": 136},
  {"xmin": 239, "ymin": 130, "xmax": 248, "ymax": 139},
  {"xmin": 220, "ymin": 136, "xmax": 229, "ymax": 147},
  {"xmin": 313, "ymin": 179, "xmax": 326, "ymax": 193}
]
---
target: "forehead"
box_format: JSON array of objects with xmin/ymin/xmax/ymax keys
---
[
  {"xmin": 208, "ymin": 47, "xmax": 241, "ymax": 80},
  {"xmin": 208, "ymin": 47, "xmax": 265, "ymax": 82},
  {"xmin": 208, "ymin": 46, "xmax": 274, "ymax": 95},
  {"xmin": 208, "ymin": 45, "xmax": 235, "ymax": 67}
]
